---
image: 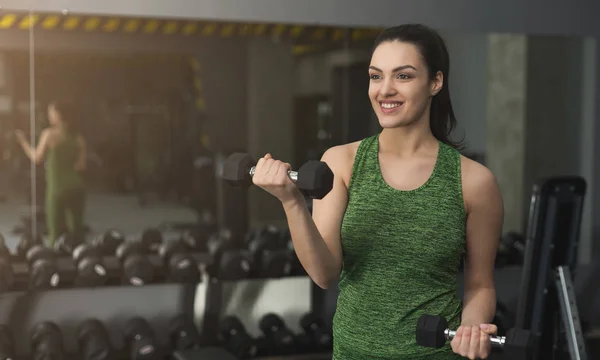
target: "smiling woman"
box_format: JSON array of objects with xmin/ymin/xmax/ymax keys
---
[{"xmin": 251, "ymin": 23, "xmax": 504, "ymax": 360}]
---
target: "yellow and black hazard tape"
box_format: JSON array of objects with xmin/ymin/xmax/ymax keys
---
[{"xmin": 0, "ymin": 12, "xmax": 382, "ymax": 45}]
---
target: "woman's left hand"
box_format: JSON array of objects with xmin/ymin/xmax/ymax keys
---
[{"xmin": 450, "ymin": 323, "xmax": 498, "ymax": 359}]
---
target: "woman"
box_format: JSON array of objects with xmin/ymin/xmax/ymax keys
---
[
  {"xmin": 16, "ymin": 100, "xmax": 87, "ymax": 247},
  {"xmin": 252, "ymin": 24, "xmax": 503, "ymax": 359}
]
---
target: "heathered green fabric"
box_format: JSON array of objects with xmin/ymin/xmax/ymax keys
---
[{"xmin": 334, "ymin": 133, "xmax": 467, "ymax": 359}]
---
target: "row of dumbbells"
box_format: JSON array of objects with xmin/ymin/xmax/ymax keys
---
[
  {"xmin": 0, "ymin": 228, "xmax": 206, "ymax": 291},
  {"xmin": 219, "ymin": 312, "xmax": 332, "ymax": 358},
  {"xmin": 0, "ymin": 314, "xmax": 201, "ymax": 360},
  {"xmin": 0, "ymin": 223, "xmax": 305, "ymax": 291},
  {"xmin": 0, "ymin": 312, "xmax": 332, "ymax": 360},
  {"xmin": 206, "ymin": 225, "xmax": 304, "ymax": 281}
]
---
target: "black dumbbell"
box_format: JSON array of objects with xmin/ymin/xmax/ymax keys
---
[
  {"xmin": 124, "ymin": 317, "xmax": 161, "ymax": 360},
  {"xmin": 116, "ymin": 241, "xmax": 155, "ymax": 286},
  {"xmin": 0, "ymin": 324, "xmax": 15, "ymax": 359},
  {"xmin": 54, "ymin": 231, "xmax": 84, "ymax": 255},
  {"xmin": 26, "ymin": 245, "xmax": 60, "ymax": 290},
  {"xmin": 416, "ymin": 314, "xmax": 534, "ymax": 360},
  {"xmin": 169, "ymin": 314, "xmax": 200, "ymax": 351},
  {"xmin": 158, "ymin": 240, "xmax": 201, "ymax": 283},
  {"xmin": 246, "ymin": 225, "xmax": 294, "ymax": 278},
  {"xmin": 92, "ymin": 229, "xmax": 125, "ymax": 256},
  {"xmin": 78, "ymin": 319, "xmax": 113, "ymax": 360},
  {"xmin": 299, "ymin": 312, "xmax": 332, "ymax": 352},
  {"xmin": 71, "ymin": 243, "xmax": 108, "ymax": 287},
  {"xmin": 206, "ymin": 229, "xmax": 252, "ymax": 281},
  {"xmin": 219, "ymin": 316, "xmax": 259, "ymax": 358},
  {"xmin": 222, "ymin": 153, "xmax": 334, "ymax": 199},
  {"xmin": 140, "ymin": 228, "xmax": 163, "ymax": 253},
  {"xmin": 31, "ymin": 321, "xmax": 66, "ymax": 359},
  {"xmin": 0, "ymin": 235, "xmax": 14, "ymax": 292},
  {"xmin": 258, "ymin": 313, "xmax": 297, "ymax": 355}
]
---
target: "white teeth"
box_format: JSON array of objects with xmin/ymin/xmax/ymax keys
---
[{"xmin": 381, "ymin": 103, "xmax": 401, "ymax": 109}]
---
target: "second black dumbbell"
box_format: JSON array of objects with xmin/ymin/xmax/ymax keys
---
[
  {"xmin": 245, "ymin": 225, "xmax": 294, "ymax": 278},
  {"xmin": 258, "ymin": 313, "xmax": 297, "ymax": 356},
  {"xmin": 31, "ymin": 321, "xmax": 66, "ymax": 359},
  {"xmin": 124, "ymin": 317, "xmax": 162, "ymax": 360},
  {"xmin": 116, "ymin": 241, "xmax": 155, "ymax": 286},
  {"xmin": 222, "ymin": 153, "xmax": 334, "ymax": 199},
  {"xmin": 206, "ymin": 229, "xmax": 252, "ymax": 281},
  {"xmin": 158, "ymin": 240, "xmax": 201, "ymax": 283},
  {"xmin": 26, "ymin": 245, "xmax": 61, "ymax": 290},
  {"xmin": 78, "ymin": 319, "xmax": 113, "ymax": 360}
]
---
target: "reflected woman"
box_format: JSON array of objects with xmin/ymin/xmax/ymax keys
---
[{"xmin": 16, "ymin": 100, "xmax": 87, "ymax": 247}]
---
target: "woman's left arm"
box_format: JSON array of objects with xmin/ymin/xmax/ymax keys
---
[
  {"xmin": 451, "ymin": 160, "xmax": 504, "ymax": 359},
  {"xmin": 461, "ymin": 165, "xmax": 503, "ymax": 325},
  {"xmin": 17, "ymin": 129, "xmax": 51, "ymax": 165}
]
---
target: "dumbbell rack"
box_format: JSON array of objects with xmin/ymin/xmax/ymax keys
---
[
  {"xmin": 514, "ymin": 176, "xmax": 589, "ymax": 360},
  {"xmin": 0, "ymin": 243, "xmax": 333, "ymax": 360}
]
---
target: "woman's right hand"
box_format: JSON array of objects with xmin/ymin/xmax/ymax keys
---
[{"xmin": 252, "ymin": 153, "xmax": 302, "ymax": 204}]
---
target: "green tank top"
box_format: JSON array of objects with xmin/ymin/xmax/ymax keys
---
[
  {"xmin": 334, "ymin": 133, "xmax": 466, "ymax": 359},
  {"xmin": 46, "ymin": 130, "xmax": 84, "ymax": 194}
]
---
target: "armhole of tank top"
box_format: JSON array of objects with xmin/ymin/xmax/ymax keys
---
[
  {"xmin": 455, "ymin": 150, "xmax": 467, "ymax": 220},
  {"xmin": 346, "ymin": 136, "xmax": 372, "ymax": 193}
]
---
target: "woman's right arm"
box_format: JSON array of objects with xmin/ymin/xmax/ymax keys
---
[{"xmin": 253, "ymin": 146, "xmax": 351, "ymax": 289}]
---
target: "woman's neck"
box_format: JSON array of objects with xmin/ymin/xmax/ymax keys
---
[{"xmin": 379, "ymin": 125, "xmax": 438, "ymax": 157}]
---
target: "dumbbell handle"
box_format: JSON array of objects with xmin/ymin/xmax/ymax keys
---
[
  {"xmin": 249, "ymin": 167, "xmax": 298, "ymax": 182},
  {"xmin": 445, "ymin": 329, "xmax": 505, "ymax": 347}
]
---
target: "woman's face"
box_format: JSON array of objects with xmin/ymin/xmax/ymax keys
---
[{"xmin": 368, "ymin": 40, "xmax": 441, "ymax": 129}]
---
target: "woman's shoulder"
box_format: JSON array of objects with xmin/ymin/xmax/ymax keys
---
[{"xmin": 320, "ymin": 138, "xmax": 369, "ymax": 186}]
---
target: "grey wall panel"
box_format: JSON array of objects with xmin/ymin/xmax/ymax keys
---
[{"xmin": 2, "ymin": 0, "xmax": 600, "ymax": 36}]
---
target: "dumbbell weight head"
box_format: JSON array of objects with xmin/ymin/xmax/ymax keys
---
[
  {"xmin": 125, "ymin": 317, "xmax": 160, "ymax": 360},
  {"xmin": 123, "ymin": 255, "xmax": 154, "ymax": 287},
  {"xmin": 140, "ymin": 228, "xmax": 163, "ymax": 253},
  {"xmin": 221, "ymin": 153, "xmax": 255, "ymax": 187},
  {"xmin": 207, "ymin": 230, "xmax": 252, "ymax": 280},
  {"xmin": 168, "ymin": 253, "xmax": 200, "ymax": 283},
  {"xmin": 296, "ymin": 160, "xmax": 334, "ymax": 199},
  {"xmin": 78, "ymin": 319, "xmax": 112, "ymax": 360},
  {"xmin": 415, "ymin": 314, "xmax": 448, "ymax": 348},
  {"xmin": 26, "ymin": 245, "xmax": 60, "ymax": 290},
  {"xmin": 117, "ymin": 241, "xmax": 154, "ymax": 286},
  {"xmin": 31, "ymin": 321, "xmax": 64, "ymax": 359},
  {"xmin": 258, "ymin": 313, "xmax": 296, "ymax": 352},
  {"xmin": 72, "ymin": 244, "xmax": 108, "ymax": 287},
  {"xmin": 169, "ymin": 315, "xmax": 199, "ymax": 351},
  {"xmin": 159, "ymin": 239, "xmax": 200, "ymax": 283},
  {"xmin": 300, "ymin": 313, "xmax": 332, "ymax": 350},
  {"xmin": 219, "ymin": 316, "xmax": 258, "ymax": 358},
  {"xmin": 93, "ymin": 229, "xmax": 125, "ymax": 256},
  {"xmin": 0, "ymin": 324, "xmax": 15, "ymax": 359},
  {"xmin": 54, "ymin": 232, "xmax": 83, "ymax": 255}
]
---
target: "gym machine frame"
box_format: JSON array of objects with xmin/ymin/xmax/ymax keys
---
[{"xmin": 515, "ymin": 176, "xmax": 588, "ymax": 360}]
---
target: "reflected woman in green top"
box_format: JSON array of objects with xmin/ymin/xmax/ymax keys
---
[{"xmin": 16, "ymin": 100, "xmax": 87, "ymax": 247}]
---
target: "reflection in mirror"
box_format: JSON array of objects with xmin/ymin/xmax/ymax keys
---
[{"xmin": 0, "ymin": 10, "xmax": 37, "ymax": 256}]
